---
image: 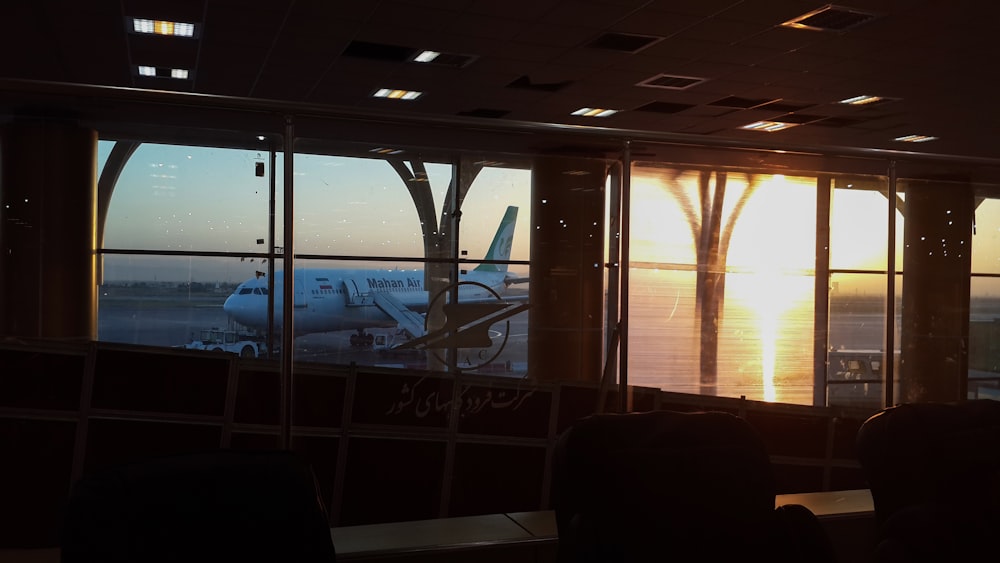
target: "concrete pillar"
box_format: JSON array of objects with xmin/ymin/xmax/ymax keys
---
[
  {"xmin": 0, "ymin": 120, "xmax": 98, "ymax": 338},
  {"xmin": 529, "ymin": 156, "xmax": 607, "ymax": 382},
  {"xmin": 898, "ymin": 178, "xmax": 972, "ymax": 403}
]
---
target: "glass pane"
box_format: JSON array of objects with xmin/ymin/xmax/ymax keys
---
[
  {"xmin": 827, "ymin": 272, "xmax": 892, "ymax": 409},
  {"xmin": 99, "ymin": 254, "xmax": 279, "ymax": 359},
  {"xmin": 103, "ymin": 142, "xmax": 276, "ymax": 253},
  {"xmin": 969, "ymin": 277, "xmax": 1000, "ymax": 399},
  {"xmin": 458, "ymin": 163, "xmax": 532, "ymax": 265},
  {"xmin": 627, "ymin": 166, "xmax": 816, "ymax": 405},
  {"xmin": 830, "ymin": 178, "xmax": 895, "ymax": 271},
  {"xmin": 972, "ymin": 193, "xmax": 1000, "ymax": 275},
  {"xmin": 292, "ymin": 153, "xmax": 451, "ymax": 258},
  {"xmin": 970, "ymin": 179, "xmax": 1000, "ymax": 399}
]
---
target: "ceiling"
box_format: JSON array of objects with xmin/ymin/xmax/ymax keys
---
[{"xmin": 2, "ymin": 0, "xmax": 999, "ymax": 165}]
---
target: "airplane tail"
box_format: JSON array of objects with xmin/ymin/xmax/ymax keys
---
[{"xmin": 473, "ymin": 206, "xmax": 517, "ymax": 273}]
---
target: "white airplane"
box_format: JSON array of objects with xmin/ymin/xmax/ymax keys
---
[{"xmin": 222, "ymin": 206, "xmax": 526, "ymax": 344}]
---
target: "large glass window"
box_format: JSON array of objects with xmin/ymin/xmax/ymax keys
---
[
  {"xmin": 102, "ymin": 142, "xmax": 275, "ymax": 254},
  {"xmin": 94, "ymin": 130, "xmax": 997, "ymax": 408},
  {"xmin": 276, "ymin": 146, "xmax": 534, "ymax": 374},
  {"xmin": 627, "ymin": 165, "xmax": 817, "ymax": 404},
  {"xmin": 98, "ymin": 140, "xmax": 282, "ymax": 357},
  {"xmin": 826, "ymin": 177, "xmax": 897, "ymax": 409},
  {"xmin": 969, "ymin": 184, "xmax": 1000, "ymax": 399}
]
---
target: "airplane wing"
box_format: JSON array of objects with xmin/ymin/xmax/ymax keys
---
[
  {"xmin": 394, "ymin": 302, "xmax": 530, "ymax": 351},
  {"xmin": 373, "ymin": 290, "xmax": 529, "ymax": 340}
]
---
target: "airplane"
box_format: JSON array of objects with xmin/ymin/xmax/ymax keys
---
[{"xmin": 222, "ymin": 206, "xmax": 527, "ymax": 346}]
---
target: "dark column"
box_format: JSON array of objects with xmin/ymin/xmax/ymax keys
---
[
  {"xmin": 1, "ymin": 120, "xmax": 98, "ymax": 338},
  {"xmin": 529, "ymin": 156, "xmax": 607, "ymax": 382},
  {"xmin": 898, "ymin": 178, "xmax": 973, "ymax": 403}
]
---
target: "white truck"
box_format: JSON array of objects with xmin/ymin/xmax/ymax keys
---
[{"xmin": 181, "ymin": 328, "xmax": 268, "ymax": 358}]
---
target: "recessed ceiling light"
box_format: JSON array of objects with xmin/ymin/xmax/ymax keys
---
[
  {"xmin": 129, "ymin": 17, "xmax": 197, "ymax": 37},
  {"xmin": 135, "ymin": 65, "xmax": 192, "ymax": 79},
  {"xmin": 894, "ymin": 134, "xmax": 938, "ymax": 143},
  {"xmin": 413, "ymin": 50, "xmax": 440, "ymax": 63},
  {"xmin": 373, "ymin": 89, "xmax": 422, "ymax": 100},
  {"xmin": 839, "ymin": 95, "xmax": 883, "ymax": 105},
  {"xmin": 741, "ymin": 121, "xmax": 798, "ymax": 132},
  {"xmin": 370, "ymin": 147, "xmax": 405, "ymax": 155},
  {"xmin": 571, "ymin": 107, "xmax": 618, "ymax": 117}
]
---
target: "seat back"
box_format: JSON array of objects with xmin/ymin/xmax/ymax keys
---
[
  {"xmin": 553, "ymin": 410, "xmax": 832, "ymax": 563},
  {"xmin": 856, "ymin": 400, "xmax": 1000, "ymax": 562},
  {"xmin": 60, "ymin": 449, "xmax": 337, "ymax": 563}
]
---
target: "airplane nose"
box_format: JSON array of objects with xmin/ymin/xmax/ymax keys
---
[{"xmin": 223, "ymin": 292, "xmax": 242, "ymax": 322}]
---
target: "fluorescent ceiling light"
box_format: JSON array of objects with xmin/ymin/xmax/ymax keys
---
[
  {"xmin": 373, "ymin": 89, "xmax": 422, "ymax": 100},
  {"xmin": 413, "ymin": 50, "xmax": 440, "ymax": 63},
  {"xmin": 571, "ymin": 107, "xmax": 618, "ymax": 117},
  {"xmin": 131, "ymin": 18, "xmax": 196, "ymax": 37},
  {"xmin": 369, "ymin": 147, "xmax": 405, "ymax": 155},
  {"xmin": 741, "ymin": 121, "xmax": 798, "ymax": 132},
  {"xmin": 135, "ymin": 65, "xmax": 191, "ymax": 79},
  {"xmin": 894, "ymin": 134, "xmax": 938, "ymax": 143},
  {"xmin": 839, "ymin": 95, "xmax": 888, "ymax": 105}
]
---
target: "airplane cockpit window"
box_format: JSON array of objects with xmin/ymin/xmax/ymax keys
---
[
  {"xmin": 253, "ymin": 288, "xmax": 263, "ymax": 295},
  {"xmin": 261, "ymin": 288, "xmax": 268, "ymax": 295},
  {"xmin": 239, "ymin": 288, "xmax": 253, "ymax": 295}
]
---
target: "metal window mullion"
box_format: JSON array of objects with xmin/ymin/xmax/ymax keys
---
[{"xmin": 280, "ymin": 116, "xmax": 295, "ymax": 449}]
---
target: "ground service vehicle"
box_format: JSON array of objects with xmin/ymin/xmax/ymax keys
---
[{"xmin": 181, "ymin": 328, "xmax": 267, "ymax": 358}]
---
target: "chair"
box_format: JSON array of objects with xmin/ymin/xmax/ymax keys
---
[
  {"xmin": 60, "ymin": 449, "xmax": 337, "ymax": 563},
  {"xmin": 552, "ymin": 409, "xmax": 835, "ymax": 563},
  {"xmin": 856, "ymin": 399, "xmax": 1000, "ymax": 563}
]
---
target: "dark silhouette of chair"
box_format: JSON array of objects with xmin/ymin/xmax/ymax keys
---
[
  {"xmin": 60, "ymin": 449, "xmax": 337, "ymax": 563},
  {"xmin": 856, "ymin": 399, "xmax": 1000, "ymax": 563},
  {"xmin": 552, "ymin": 409, "xmax": 835, "ymax": 563}
]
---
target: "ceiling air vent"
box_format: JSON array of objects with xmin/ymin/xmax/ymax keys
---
[
  {"xmin": 781, "ymin": 5, "xmax": 881, "ymax": 32},
  {"xmin": 637, "ymin": 73, "xmax": 706, "ymax": 90},
  {"xmin": 585, "ymin": 32, "xmax": 663, "ymax": 53},
  {"xmin": 634, "ymin": 101, "xmax": 696, "ymax": 114}
]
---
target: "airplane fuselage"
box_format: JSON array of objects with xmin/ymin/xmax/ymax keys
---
[
  {"xmin": 223, "ymin": 268, "xmax": 507, "ymax": 336},
  {"xmin": 223, "ymin": 205, "xmax": 522, "ymax": 338}
]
